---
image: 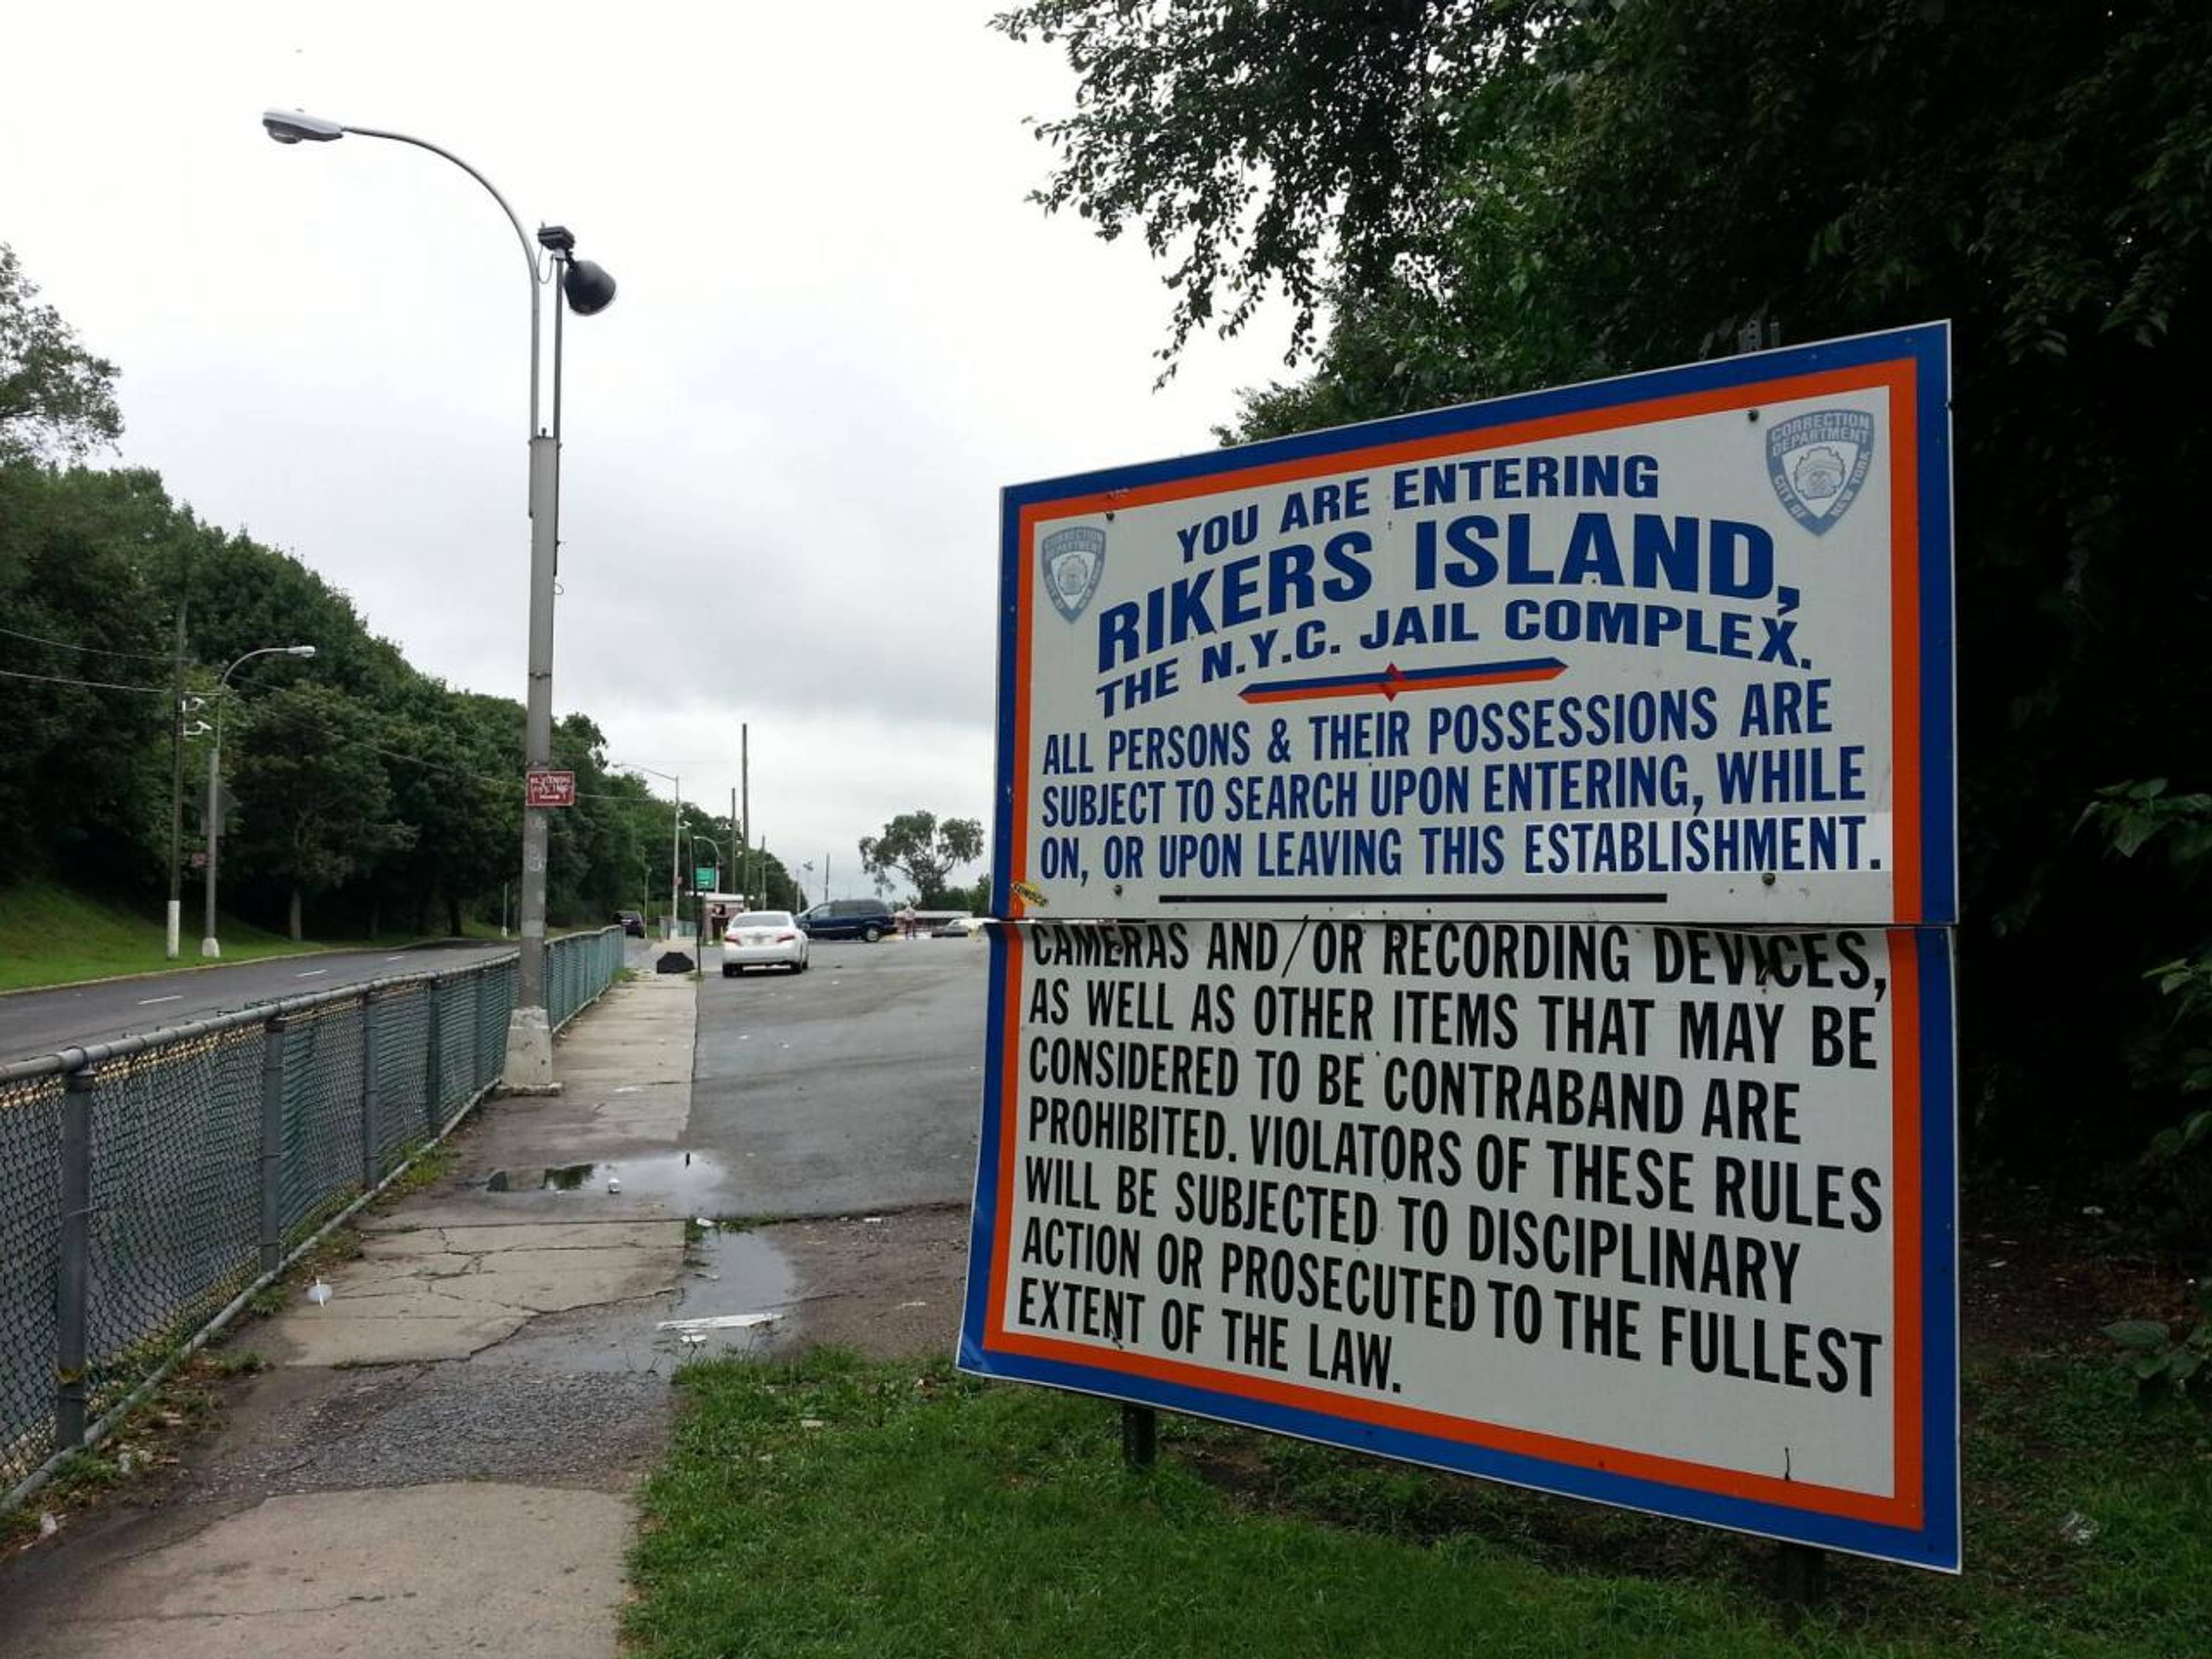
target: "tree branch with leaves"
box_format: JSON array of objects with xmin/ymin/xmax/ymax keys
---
[{"xmin": 0, "ymin": 243, "xmax": 122, "ymax": 464}]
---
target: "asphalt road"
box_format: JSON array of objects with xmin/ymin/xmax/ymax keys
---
[
  {"xmin": 686, "ymin": 934, "xmax": 991, "ymax": 1218},
  {"xmin": 0, "ymin": 940, "xmax": 523, "ymax": 1067}
]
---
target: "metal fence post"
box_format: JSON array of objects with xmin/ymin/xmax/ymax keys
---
[
  {"xmin": 359, "ymin": 990, "xmax": 381, "ymax": 1191},
  {"xmin": 259, "ymin": 1016, "xmax": 290, "ymax": 1273},
  {"xmin": 55, "ymin": 1067, "xmax": 94, "ymax": 1452},
  {"xmin": 423, "ymin": 978, "xmax": 444, "ymax": 1134},
  {"xmin": 471, "ymin": 969, "xmax": 487, "ymax": 1091}
]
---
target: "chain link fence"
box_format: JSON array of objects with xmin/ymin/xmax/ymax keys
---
[{"xmin": 0, "ymin": 927, "xmax": 624, "ymax": 1503}]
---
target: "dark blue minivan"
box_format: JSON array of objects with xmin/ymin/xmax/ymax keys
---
[{"xmin": 796, "ymin": 899, "xmax": 896, "ymax": 941}]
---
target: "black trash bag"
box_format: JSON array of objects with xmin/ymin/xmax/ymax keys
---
[{"xmin": 656, "ymin": 950, "xmax": 695, "ymax": 974}]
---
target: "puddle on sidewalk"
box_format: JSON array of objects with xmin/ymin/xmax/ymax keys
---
[
  {"xmin": 469, "ymin": 1224, "xmax": 801, "ymax": 1375},
  {"xmin": 483, "ymin": 1150, "xmax": 730, "ymax": 1207}
]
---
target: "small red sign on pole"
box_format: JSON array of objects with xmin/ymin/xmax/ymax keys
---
[{"xmin": 525, "ymin": 768, "xmax": 577, "ymax": 808}]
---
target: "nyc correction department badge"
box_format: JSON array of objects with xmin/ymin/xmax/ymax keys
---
[
  {"xmin": 1041, "ymin": 526, "xmax": 1106, "ymax": 622},
  {"xmin": 1767, "ymin": 408, "xmax": 1876, "ymax": 536}
]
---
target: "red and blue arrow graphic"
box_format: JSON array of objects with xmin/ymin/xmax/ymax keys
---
[{"xmin": 1239, "ymin": 656, "xmax": 1568, "ymax": 705}]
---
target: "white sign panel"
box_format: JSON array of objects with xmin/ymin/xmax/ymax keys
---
[
  {"xmin": 959, "ymin": 919, "xmax": 1960, "ymax": 1570},
  {"xmin": 968, "ymin": 329, "xmax": 1961, "ymax": 1570},
  {"xmin": 991, "ymin": 327, "xmax": 1955, "ymax": 925}
]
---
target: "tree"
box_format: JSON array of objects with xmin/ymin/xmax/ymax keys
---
[
  {"xmin": 376, "ymin": 685, "xmax": 520, "ymax": 935},
  {"xmin": 226, "ymin": 683, "xmax": 410, "ymax": 939},
  {"xmin": 0, "ymin": 466, "xmax": 178, "ymax": 878},
  {"xmin": 1001, "ymin": 1, "xmax": 2212, "ymax": 1166},
  {"xmin": 858, "ymin": 812, "xmax": 985, "ymax": 907},
  {"xmin": 990, "ymin": 1, "xmax": 1538, "ymax": 366},
  {"xmin": 0, "ymin": 243, "xmax": 122, "ymax": 464}
]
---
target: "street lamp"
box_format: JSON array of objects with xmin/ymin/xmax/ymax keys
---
[
  {"xmin": 200, "ymin": 645, "xmax": 316, "ymax": 958},
  {"xmin": 685, "ymin": 832, "xmax": 725, "ymax": 940},
  {"xmin": 611, "ymin": 763, "xmax": 681, "ymax": 940},
  {"xmin": 262, "ymin": 108, "xmax": 617, "ymax": 1090},
  {"xmin": 688, "ymin": 834, "xmax": 724, "ymax": 892}
]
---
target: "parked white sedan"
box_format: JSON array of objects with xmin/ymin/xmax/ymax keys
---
[{"xmin": 721, "ymin": 910, "xmax": 809, "ymax": 976}]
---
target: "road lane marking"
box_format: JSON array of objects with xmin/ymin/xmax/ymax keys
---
[
  {"xmin": 137, "ymin": 994, "xmax": 184, "ymax": 1006},
  {"xmin": 386, "ymin": 955, "xmax": 406, "ymax": 961},
  {"xmin": 296, "ymin": 968, "xmax": 329, "ymax": 978}
]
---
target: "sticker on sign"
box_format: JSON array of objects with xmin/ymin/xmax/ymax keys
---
[
  {"xmin": 959, "ymin": 918, "xmax": 1959, "ymax": 1570},
  {"xmin": 990, "ymin": 325, "xmax": 1955, "ymax": 925}
]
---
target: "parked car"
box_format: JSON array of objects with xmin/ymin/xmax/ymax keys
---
[
  {"xmin": 615, "ymin": 910, "xmax": 647, "ymax": 938},
  {"xmin": 722, "ymin": 910, "xmax": 809, "ymax": 976},
  {"xmin": 932, "ymin": 915, "xmax": 983, "ymax": 938},
  {"xmin": 796, "ymin": 898, "xmax": 896, "ymax": 942}
]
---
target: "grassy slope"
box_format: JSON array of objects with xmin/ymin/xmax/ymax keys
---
[
  {"xmin": 0, "ymin": 881, "xmax": 505, "ymax": 994},
  {"xmin": 628, "ymin": 1349, "xmax": 2211, "ymax": 1659}
]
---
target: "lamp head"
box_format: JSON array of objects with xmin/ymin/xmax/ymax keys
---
[
  {"xmin": 262, "ymin": 110, "xmax": 344, "ymax": 145},
  {"xmin": 562, "ymin": 257, "xmax": 617, "ymax": 316},
  {"xmin": 288, "ymin": 645, "xmax": 318, "ymax": 658}
]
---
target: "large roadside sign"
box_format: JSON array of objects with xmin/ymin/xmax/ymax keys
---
[
  {"xmin": 962, "ymin": 326, "xmax": 1960, "ymax": 1572},
  {"xmin": 989, "ymin": 325, "xmax": 1954, "ymax": 925}
]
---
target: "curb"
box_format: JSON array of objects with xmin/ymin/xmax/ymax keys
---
[
  {"xmin": 0, "ymin": 940, "xmax": 457, "ymax": 1001},
  {"xmin": 0, "ymin": 930, "xmax": 615, "ymax": 1001}
]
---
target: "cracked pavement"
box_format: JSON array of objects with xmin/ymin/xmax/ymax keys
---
[{"xmin": 258, "ymin": 1219, "xmax": 687, "ymax": 1368}]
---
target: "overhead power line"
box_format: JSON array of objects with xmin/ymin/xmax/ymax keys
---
[
  {"xmin": 0, "ymin": 664, "xmax": 166, "ymax": 692},
  {"xmin": 0, "ymin": 663, "xmax": 671, "ymax": 801},
  {"xmin": 0, "ymin": 623, "xmax": 175, "ymax": 662}
]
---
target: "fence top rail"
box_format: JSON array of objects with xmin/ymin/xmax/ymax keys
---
[
  {"xmin": 0, "ymin": 924, "xmax": 624, "ymax": 1082},
  {"xmin": 0, "ymin": 955, "xmax": 515, "ymax": 1082}
]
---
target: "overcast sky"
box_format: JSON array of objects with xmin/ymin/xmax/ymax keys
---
[{"xmin": 0, "ymin": 1, "xmax": 1293, "ymax": 901}]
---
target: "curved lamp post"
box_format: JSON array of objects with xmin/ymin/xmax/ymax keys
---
[
  {"xmin": 200, "ymin": 645, "xmax": 316, "ymax": 957},
  {"xmin": 263, "ymin": 109, "xmax": 615, "ymax": 1088},
  {"xmin": 687, "ymin": 832, "xmax": 726, "ymax": 936},
  {"xmin": 688, "ymin": 834, "xmax": 724, "ymax": 894}
]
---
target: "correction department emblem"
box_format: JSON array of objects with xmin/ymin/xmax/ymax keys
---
[
  {"xmin": 1767, "ymin": 408, "xmax": 1876, "ymax": 536},
  {"xmin": 1040, "ymin": 526, "xmax": 1107, "ymax": 622}
]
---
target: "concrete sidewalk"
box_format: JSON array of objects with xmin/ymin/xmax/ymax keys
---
[{"xmin": 0, "ymin": 969, "xmax": 715, "ymax": 1659}]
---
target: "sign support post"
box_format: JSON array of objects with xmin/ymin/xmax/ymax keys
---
[{"xmin": 1121, "ymin": 1404, "xmax": 1157, "ymax": 1471}]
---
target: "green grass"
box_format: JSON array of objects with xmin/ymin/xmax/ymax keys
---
[
  {"xmin": 0, "ymin": 880, "xmax": 532, "ymax": 993},
  {"xmin": 627, "ymin": 1349, "xmax": 2212, "ymax": 1659}
]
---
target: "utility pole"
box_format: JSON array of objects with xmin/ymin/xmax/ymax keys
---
[
  {"xmin": 163, "ymin": 571, "xmax": 190, "ymax": 959},
  {"xmin": 740, "ymin": 722, "xmax": 751, "ymax": 907}
]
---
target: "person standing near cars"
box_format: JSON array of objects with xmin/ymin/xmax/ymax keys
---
[{"xmin": 708, "ymin": 902, "xmax": 728, "ymax": 942}]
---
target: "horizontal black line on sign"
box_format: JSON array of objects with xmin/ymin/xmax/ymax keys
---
[{"xmin": 1153, "ymin": 892, "xmax": 1670, "ymax": 906}]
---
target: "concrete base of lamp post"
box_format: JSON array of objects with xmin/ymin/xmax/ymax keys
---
[
  {"xmin": 499, "ymin": 1006, "xmax": 562, "ymax": 1096},
  {"xmin": 199, "ymin": 934, "xmax": 222, "ymax": 959},
  {"xmin": 166, "ymin": 901, "xmax": 181, "ymax": 960}
]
